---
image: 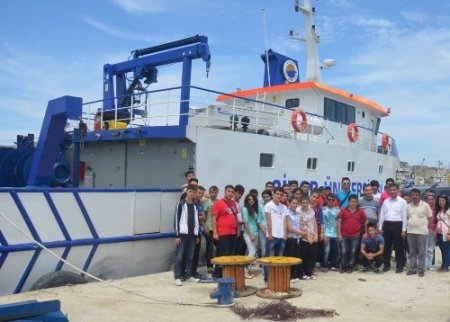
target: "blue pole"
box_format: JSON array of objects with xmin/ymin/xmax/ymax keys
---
[
  {"xmin": 72, "ymin": 128, "xmax": 80, "ymax": 188},
  {"xmin": 179, "ymin": 58, "xmax": 192, "ymax": 126}
]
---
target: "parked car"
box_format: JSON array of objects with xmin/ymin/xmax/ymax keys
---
[{"xmin": 401, "ymin": 185, "xmax": 450, "ymax": 199}]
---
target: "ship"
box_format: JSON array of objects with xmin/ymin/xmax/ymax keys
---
[{"xmin": 0, "ymin": 0, "xmax": 399, "ymax": 295}]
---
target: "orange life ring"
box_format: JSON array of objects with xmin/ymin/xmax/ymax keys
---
[
  {"xmin": 347, "ymin": 123, "xmax": 359, "ymax": 142},
  {"xmin": 382, "ymin": 133, "xmax": 390, "ymax": 150},
  {"xmin": 291, "ymin": 109, "xmax": 308, "ymax": 132}
]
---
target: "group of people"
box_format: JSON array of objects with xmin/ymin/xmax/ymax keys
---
[{"xmin": 173, "ymin": 172, "xmax": 450, "ymax": 286}]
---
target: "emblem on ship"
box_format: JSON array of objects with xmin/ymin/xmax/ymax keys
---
[{"xmin": 282, "ymin": 59, "xmax": 298, "ymax": 83}]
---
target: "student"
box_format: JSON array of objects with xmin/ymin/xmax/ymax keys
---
[
  {"xmin": 338, "ymin": 194, "xmax": 368, "ymax": 273},
  {"xmin": 322, "ymin": 194, "xmax": 340, "ymax": 271},
  {"xmin": 264, "ymin": 187, "xmax": 288, "ymax": 283},
  {"xmin": 298, "ymin": 195, "xmax": 318, "ymax": 280},
  {"xmin": 359, "ymin": 184, "xmax": 380, "ymax": 226},
  {"xmin": 191, "ymin": 185, "xmax": 206, "ymax": 278},
  {"xmin": 212, "ymin": 185, "xmax": 239, "ymax": 278},
  {"xmin": 203, "ymin": 185, "xmax": 219, "ymax": 273},
  {"xmin": 173, "ymin": 185, "xmax": 200, "ymax": 286},
  {"xmin": 310, "ymin": 189, "xmax": 324, "ymax": 269},
  {"xmin": 335, "ymin": 177, "xmax": 356, "ymax": 209},
  {"xmin": 300, "ymin": 181, "xmax": 311, "ymax": 197},
  {"xmin": 435, "ymin": 195, "xmax": 450, "ymax": 272},
  {"xmin": 284, "ymin": 197, "xmax": 304, "ymax": 281},
  {"xmin": 181, "ymin": 170, "xmax": 196, "ymax": 192},
  {"xmin": 242, "ymin": 193, "xmax": 260, "ymax": 278},
  {"xmin": 258, "ymin": 190, "xmax": 272, "ymax": 258},
  {"xmin": 233, "ymin": 184, "xmax": 247, "ymax": 255},
  {"xmin": 359, "ymin": 222, "xmax": 384, "ymax": 273}
]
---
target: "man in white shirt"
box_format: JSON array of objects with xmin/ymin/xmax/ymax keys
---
[
  {"xmin": 263, "ymin": 187, "xmax": 288, "ymax": 283},
  {"xmin": 378, "ymin": 183, "xmax": 407, "ymax": 273}
]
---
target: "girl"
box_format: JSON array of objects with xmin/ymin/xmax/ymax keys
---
[
  {"xmin": 242, "ymin": 193, "xmax": 260, "ymax": 278},
  {"xmin": 298, "ymin": 195, "xmax": 318, "ymax": 280},
  {"xmin": 284, "ymin": 197, "xmax": 306, "ymax": 281},
  {"xmin": 435, "ymin": 195, "xmax": 450, "ymax": 272}
]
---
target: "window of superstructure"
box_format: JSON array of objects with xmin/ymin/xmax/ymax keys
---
[
  {"xmin": 307, "ymin": 157, "xmax": 318, "ymax": 170},
  {"xmin": 379, "ymin": 165, "xmax": 383, "ymax": 175},
  {"xmin": 260, "ymin": 153, "xmax": 274, "ymax": 168},
  {"xmin": 347, "ymin": 161, "xmax": 355, "ymax": 172},
  {"xmin": 324, "ymin": 98, "xmax": 356, "ymax": 124},
  {"xmin": 286, "ymin": 98, "xmax": 300, "ymax": 109}
]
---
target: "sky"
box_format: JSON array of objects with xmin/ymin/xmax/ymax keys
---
[{"xmin": 1, "ymin": 0, "xmax": 450, "ymax": 167}]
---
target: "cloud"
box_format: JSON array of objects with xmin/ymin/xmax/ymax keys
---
[
  {"xmin": 402, "ymin": 11, "xmax": 427, "ymax": 24},
  {"xmin": 110, "ymin": 0, "xmax": 220, "ymax": 15},
  {"xmin": 351, "ymin": 16, "xmax": 396, "ymax": 29},
  {"xmin": 81, "ymin": 16, "xmax": 167, "ymax": 43}
]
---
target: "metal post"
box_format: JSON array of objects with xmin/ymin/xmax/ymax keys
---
[
  {"xmin": 180, "ymin": 58, "xmax": 192, "ymax": 126},
  {"xmin": 72, "ymin": 128, "xmax": 80, "ymax": 188}
]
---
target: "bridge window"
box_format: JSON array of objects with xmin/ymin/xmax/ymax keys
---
[
  {"xmin": 347, "ymin": 161, "xmax": 355, "ymax": 172},
  {"xmin": 324, "ymin": 98, "xmax": 355, "ymax": 124},
  {"xmin": 260, "ymin": 153, "xmax": 274, "ymax": 168},
  {"xmin": 307, "ymin": 157, "xmax": 318, "ymax": 170},
  {"xmin": 379, "ymin": 165, "xmax": 384, "ymax": 174},
  {"xmin": 286, "ymin": 98, "xmax": 300, "ymax": 109}
]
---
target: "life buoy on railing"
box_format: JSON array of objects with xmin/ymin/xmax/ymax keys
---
[
  {"xmin": 382, "ymin": 133, "xmax": 390, "ymax": 150},
  {"xmin": 347, "ymin": 123, "xmax": 359, "ymax": 142},
  {"xmin": 291, "ymin": 109, "xmax": 308, "ymax": 132}
]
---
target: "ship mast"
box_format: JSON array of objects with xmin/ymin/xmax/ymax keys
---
[{"xmin": 292, "ymin": 0, "xmax": 321, "ymax": 81}]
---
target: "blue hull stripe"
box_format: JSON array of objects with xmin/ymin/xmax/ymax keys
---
[
  {"xmin": 0, "ymin": 252, "xmax": 7, "ymax": 269},
  {"xmin": 55, "ymin": 247, "xmax": 71, "ymax": 271},
  {"xmin": 14, "ymin": 249, "xmax": 41, "ymax": 293},
  {"xmin": 0, "ymin": 232, "xmax": 176, "ymax": 253},
  {"xmin": 10, "ymin": 191, "xmax": 41, "ymax": 243},
  {"xmin": 0, "ymin": 230, "xmax": 8, "ymax": 269},
  {"xmin": 81, "ymin": 245, "xmax": 98, "ymax": 276},
  {"xmin": 44, "ymin": 192, "xmax": 71, "ymax": 241},
  {"xmin": 73, "ymin": 192, "xmax": 98, "ymax": 239}
]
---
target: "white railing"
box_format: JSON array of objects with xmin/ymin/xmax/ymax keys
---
[{"xmin": 81, "ymin": 86, "xmax": 393, "ymax": 155}]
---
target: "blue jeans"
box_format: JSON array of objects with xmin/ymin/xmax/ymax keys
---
[
  {"xmin": 425, "ymin": 232, "xmax": 436, "ymax": 269},
  {"xmin": 174, "ymin": 235, "xmax": 196, "ymax": 279},
  {"xmin": 263, "ymin": 237, "xmax": 285, "ymax": 281},
  {"xmin": 437, "ymin": 234, "xmax": 450, "ymax": 269},
  {"xmin": 323, "ymin": 237, "xmax": 341, "ymax": 268},
  {"xmin": 340, "ymin": 236, "xmax": 359, "ymax": 269}
]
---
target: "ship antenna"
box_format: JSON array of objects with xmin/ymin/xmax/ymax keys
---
[
  {"xmin": 291, "ymin": 0, "xmax": 322, "ymax": 81},
  {"xmin": 262, "ymin": 8, "xmax": 271, "ymax": 87}
]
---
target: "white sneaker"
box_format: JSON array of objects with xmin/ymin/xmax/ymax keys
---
[
  {"xmin": 309, "ymin": 275, "xmax": 317, "ymax": 280},
  {"xmin": 174, "ymin": 279, "xmax": 182, "ymax": 286},
  {"xmin": 188, "ymin": 277, "xmax": 200, "ymax": 282}
]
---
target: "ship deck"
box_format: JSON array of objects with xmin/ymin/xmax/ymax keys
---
[{"xmin": 0, "ymin": 256, "xmax": 448, "ymax": 322}]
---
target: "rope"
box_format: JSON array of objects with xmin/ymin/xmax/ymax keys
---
[{"xmin": 0, "ymin": 210, "xmax": 220, "ymax": 307}]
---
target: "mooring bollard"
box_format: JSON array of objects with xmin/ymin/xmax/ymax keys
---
[{"xmin": 210, "ymin": 277, "xmax": 240, "ymax": 306}]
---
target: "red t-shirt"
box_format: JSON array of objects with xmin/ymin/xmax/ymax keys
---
[
  {"xmin": 212, "ymin": 198, "xmax": 238, "ymax": 236},
  {"xmin": 338, "ymin": 207, "xmax": 367, "ymax": 237}
]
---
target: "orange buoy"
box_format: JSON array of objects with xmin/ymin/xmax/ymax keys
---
[
  {"xmin": 291, "ymin": 109, "xmax": 308, "ymax": 132},
  {"xmin": 347, "ymin": 123, "xmax": 359, "ymax": 142}
]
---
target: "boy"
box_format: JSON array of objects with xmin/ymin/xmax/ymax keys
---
[
  {"xmin": 359, "ymin": 222, "xmax": 384, "ymax": 273},
  {"xmin": 338, "ymin": 195, "xmax": 368, "ymax": 273},
  {"xmin": 173, "ymin": 185, "xmax": 200, "ymax": 286},
  {"xmin": 322, "ymin": 194, "xmax": 340, "ymax": 271},
  {"xmin": 203, "ymin": 185, "xmax": 219, "ymax": 273}
]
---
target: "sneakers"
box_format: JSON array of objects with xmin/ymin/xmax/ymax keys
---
[
  {"xmin": 406, "ymin": 270, "xmax": 417, "ymax": 276},
  {"xmin": 346, "ymin": 267, "xmax": 353, "ymax": 274},
  {"xmin": 301, "ymin": 275, "xmax": 309, "ymax": 280},
  {"xmin": 418, "ymin": 270, "xmax": 425, "ymax": 277},
  {"xmin": 309, "ymin": 275, "xmax": 317, "ymax": 280},
  {"xmin": 363, "ymin": 266, "xmax": 369, "ymax": 272},
  {"xmin": 174, "ymin": 279, "xmax": 182, "ymax": 286},
  {"xmin": 426, "ymin": 267, "xmax": 434, "ymax": 271},
  {"xmin": 373, "ymin": 267, "xmax": 380, "ymax": 273},
  {"xmin": 188, "ymin": 277, "xmax": 200, "ymax": 283},
  {"xmin": 339, "ymin": 268, "xmax": 346, "ymax": 274},
  {"xmin": 382, "ymin": 266, "xmax": 390, "ymax": 272},
  {"xmin": 395, "ymin": 267, "xmax": 404, "ymax": 274},
  {"xmin": 330, "ymin": 267, "xmax": 338, "ymax": 271},
  {"xmin": 321, "ymin": 267, "xmax": 329, "ymax": 273},
  {"xmin": 437, "ymin": 267, "xmax": 449, "ymax": 272},
  {"xmin": 291, "ymin": 278, "xmax": 300, "ymax": 283}
]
